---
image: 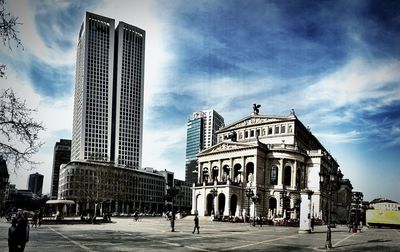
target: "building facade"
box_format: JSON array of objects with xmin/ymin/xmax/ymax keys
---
[
  {"xmin": 28, "ymin": 172, "xmax": 44, "ymax": 196},
  {"xmin": 336, "ymin": 179, "xmax": 353, "ymax": 223},
  {"xmin": 58, "ymin": 161, "xmax": 166, "ymax": 215},
  {"xmin": 192, "ymin": 110, "xmax": 344, "ymax": 222},
  {"xmin": 185, "ymin": 110, "xmax": 225, "ymax": 185},
  {"xmin": 50, "ymin": 139, "xmax": 71, "ymax": 199},
  {"xmin": 71, "ymin": 12, "xmax": 145, "ymax": 168}
]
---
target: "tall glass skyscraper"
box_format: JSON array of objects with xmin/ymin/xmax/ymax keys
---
[
  {"xmin": 71, "ymin": 12, "xmax": 145, "ymax": 168},
  {"xmin": 50, "ymin": 139, "xmax": 71, "ymax": 199},
  {"xmin": 185, "ymin": 110, "xmax": 224, "ymax": 184}
]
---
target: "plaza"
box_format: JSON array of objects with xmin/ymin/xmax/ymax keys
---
[{"xmin": 1, "ymin": 217, "xmax": 399, "ymax": 251}]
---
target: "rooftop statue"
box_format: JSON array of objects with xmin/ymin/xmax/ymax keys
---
[{"xmin": 253, "ymin": 104, "xmax": 261, "ymax": 115}]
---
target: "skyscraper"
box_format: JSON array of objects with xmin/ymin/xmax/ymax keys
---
[
  {"xmin": 185, "ymin": 110, "xmax": 224, "ymax": 184},
  {"xmin": 71, "ymin": 12, "xmax": 145, "ymax": 168},
  {"xmin": 28, "ymin": 172, "xmax": 44, "ymax": 196},
  {"xmin": 50, "ymin": 139, "xmax": 71, "ymax": 199}
]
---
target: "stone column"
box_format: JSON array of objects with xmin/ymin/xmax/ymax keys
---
[
  {"xmin": 278, "ymin": 159, "xmax": 283, "ymax": 186},
  {"xmin": 299, "ymin": 189, "xmax": 314, "ymax": 233}
]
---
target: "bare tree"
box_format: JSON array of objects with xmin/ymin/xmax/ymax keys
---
[
  {"xmin": 0, "ymin": 89, "xmax": 44, "ymax": 172},
  {"xmin": 1, "ymin": 0, "xmax": 23, "ymax": 78}
]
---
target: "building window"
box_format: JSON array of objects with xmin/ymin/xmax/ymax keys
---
[
  {"xmin": 284, "ymin": 166, "xmax": 291, "ymax": 186},
  {"xmin": 268, "ymin": 127, "xmax": 272, "ymax": 135},
  {"xmin": 275, "ymin": 126, "xmax": 279, "ymax": 134},
  {"xmin": 281, "ymin": 125, "xmax": 286, "ymax": 133},
  {"xmin": 245, "ymin": 131, "xmax": 248, "ymax": 138},
  {"xmin": 270, "ymin": 166, "xmax": 278, "ymax": 185}
]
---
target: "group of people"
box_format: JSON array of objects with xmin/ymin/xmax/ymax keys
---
[
  {"xmin": 8, "ymin": 211, "xmax": 30, "ymax": 252},
  {"xmin": 31, "ymin": 210, "xmax": 43, "ymax": 228}
]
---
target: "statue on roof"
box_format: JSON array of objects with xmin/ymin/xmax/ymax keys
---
[{"xmin": 253, "ymin": 104, "xmax": 261, "ymax": 115}]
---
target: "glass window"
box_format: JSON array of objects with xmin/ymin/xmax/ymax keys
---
[{"xmin": 270, "ymin": 166, "xmax": 278, "ymax": 185}]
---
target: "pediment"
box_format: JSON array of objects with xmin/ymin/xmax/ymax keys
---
[
  {"xmin": 219, "ymin": 115, "xmax": 295, "ymax": 133},
  {"xmin": 198, "ymin": 141, "xmax": 259, "ymax": 156}
]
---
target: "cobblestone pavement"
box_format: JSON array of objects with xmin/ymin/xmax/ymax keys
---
[{"xmin": 1, "ymin": 217, "xmax": 399, "ymax": 251}]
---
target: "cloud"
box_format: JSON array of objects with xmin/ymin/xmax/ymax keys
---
[{"xmin": 316, "ymin": 130, "xmax": 362, "ymax": 144}]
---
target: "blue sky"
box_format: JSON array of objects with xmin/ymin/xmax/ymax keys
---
[{"xmin": 1, "ymin": 0, "xmax": 399, "ymax": 202}]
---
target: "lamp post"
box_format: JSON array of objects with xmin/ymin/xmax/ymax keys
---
[
  {"xmin": 245, "ymin": 187, "xmax": 254, "ymax": 223},
  {"xmin": 210, "ymin": 188, "xmax": 218, "ymax": 216},
  {"xmin": 251, "ymin": 193, "xmax": 261, "ymax": 226},
  {"xmin": 166, "ymin": 185, "xmax": 180, "ymax": 232},
  {"xmin": 320, "ymin": 169, "xmax": 343, "ymax": 249}
]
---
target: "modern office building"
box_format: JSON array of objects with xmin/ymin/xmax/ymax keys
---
[
  {"xmin": 185, "ymin": 110, "xmax": 225, "ymax": 185},
  {"xmin": 58, "ymin": 161, "xmax": 167, "ymax": 214},
  {"xmin": 28, "ymin": 172, "xmax": 44, "ymax": 196},
  {"xmin": 192, "ymin": 108, "xmax": 348, "ymax": 223},
  {"xmin": 71, "ymin": 12, "xmax": 145, "ymax": 168},
  {"xmin": 50, "ymin": 139, "xmax": 71, "ymax": 199}
]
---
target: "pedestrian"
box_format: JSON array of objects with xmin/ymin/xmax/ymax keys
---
[
  {"xmin": 32, "ymin": 212, "xmax": 38, "ymax": 228},
  {"xmin": 192, "ymin": 215, "xmax": 200, "ymax": 234},
  {"xmin": 16, "ymin": 212, "xmax": 30, "ymax": 251},
  {"xmin": 38, "ymin": 210, "xmax": 43, "ymax": 227},
  {"xmin": 8, "ymin": 218, "xmax": 18, "ymax": 252},
  {"xmin": 311, "ymin": 216, "xmax": 315, "ymax": 231}
]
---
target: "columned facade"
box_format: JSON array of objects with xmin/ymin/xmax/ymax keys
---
[{"xmin": 192, "ymin": 111, "xmax": 342, "ymax": 222}]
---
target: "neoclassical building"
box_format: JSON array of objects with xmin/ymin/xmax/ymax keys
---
[{"xmin": 192, "ymin": 110, "xmax": 342, "ymax": 221}]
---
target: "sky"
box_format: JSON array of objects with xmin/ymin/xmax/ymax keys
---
[{"xmin": 0, "ymin": 0, "xmax": 399, "ymax": 202}]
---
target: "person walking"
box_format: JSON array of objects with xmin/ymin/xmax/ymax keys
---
[
  {"xmin": 38, "ymin": 210, "xmax": 43, "ymax": 227},
  {"xmin": 311, "ymin": 216, "xmax": 315, "ymax": 231},
  {"xmin": 31, "ymin": 212, "xmax": 38, "ymax": 228},
  {"xmin": 8, "ymin": 218, "xmax": 18, "ymax": 252},
  {"xmin": 16, "ymin": 212, "xmax": 30, "ymax": 252},
  {"xmin": 192, "ymin": 215, "xmax": 200, "ymax": 234}
]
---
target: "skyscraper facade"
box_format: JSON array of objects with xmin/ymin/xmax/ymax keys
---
[
  {"xmin": 28, "ymin": 172, "xmax": 44, "ymax": 196},
  {"xmin": 50, "ymin": 139, "xmax": 71, "ymax": 199},
  {"xmin": 185, "ymin": 110, "xmax": 224, "ymax": 184},
  {"xmin": 71, "ymin": 12, "xmax": 145, "ymax": 168}
]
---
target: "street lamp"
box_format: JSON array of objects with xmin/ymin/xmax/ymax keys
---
[
  {"xmin": 320, "ymin": 169, "xmax": 343, "ymax": 249},
  {"xmin": 251, "ymin": 193, "xmax": 261, "ymax": 226},
  {"xmin": 245, "ymin": 187, "xmax": 254, "ymax": 223},
  {"xmin": 210, "ymin": 188, "xmax": 218, "ymax": 216},
  {"xmin": 166, "ymin": 185, "xmax": 180, "ymax": 232}
]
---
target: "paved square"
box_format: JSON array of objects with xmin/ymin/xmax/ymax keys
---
[{"xmin": 1, "ymin": 217, "xmax": 399, "ymax": 251}]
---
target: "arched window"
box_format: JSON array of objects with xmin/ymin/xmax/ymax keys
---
[
  {"xmin": 246, "ymin": 162, "xmax": 254, "ymax": 183},
  {"xmin": 284, "ymin": 166, "xmax": 291, "ymax": 186},
  {"xmin": 212, "ymin": 166, "xmax": 219, "ymax": 181},
  {"xmin": 202, "ymin": 168, "xmax": 209, "ymax": 183},
  {"xmin": 270, "ymin": 166, "xmax": 278, "ymax": 185},
  {"xmin": 233, "ymin": 164, "xmax": 242, "ymax": 183},
  {"xmin": 223, "ymin": 165, "xmax": 230, "ymax": 182}
]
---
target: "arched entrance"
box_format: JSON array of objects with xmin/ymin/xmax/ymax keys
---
[
  {"xmin": 206, "ymin": 194, "xmax": 214, "ymax": 216},
  {"xmin": 230, "ymin": 194, "xmax": 238, "ymax": 216},
  {"xmin": 269, "ymin": 197, "xmax": 277, "ymax": 210},
  {"xmin": 218, "ymin": 193, "xmax": 226, "ymax": 216}
]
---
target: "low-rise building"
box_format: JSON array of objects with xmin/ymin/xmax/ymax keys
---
[{"xmin": 58, "ymin": 161, "xmax": 169, "ymax": 215}]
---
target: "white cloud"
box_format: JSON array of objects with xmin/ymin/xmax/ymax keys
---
[
  {"xmin": 142, "ymin": 125, "xmax": 186, "ymax": 179},
  {"xmin": 315, "ymin": 130, "xmax": 361, "ymax": 144},
  {"xmin": 5, "ymin": 0, "xmax": 76, "ymax": 66},
  {"xmin": 305, "ymin": 57, "xmax": 400, "ymax": 109}
]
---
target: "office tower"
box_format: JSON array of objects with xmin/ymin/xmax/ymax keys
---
[
  {"xmin": 50, "ymin": 139, "xmax": 71, "ymax": 199},
  {"xmin": 71, "ymin": 12, "xmax": 145, "ymax": 168},
  {"xmin": 185, "ymin": 110, "xmax": 225, "ymax": 184},
  {"xmin": 28, "ymin": 172, "xmax": 44, "ymax": 196}
]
